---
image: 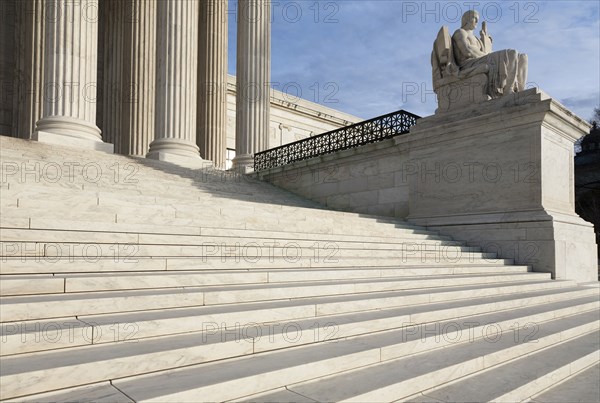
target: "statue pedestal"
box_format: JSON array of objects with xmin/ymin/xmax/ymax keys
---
[
  {"xmin": 406, "ymin": 89, "xmax": 598, "ymax": 282},
  {"xmin": 435, "ymin": 69, "xmax": 489, "ymax": 113}
]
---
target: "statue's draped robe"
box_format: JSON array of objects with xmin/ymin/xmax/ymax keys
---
[{"xmin": 458, "ymin": 49, "xmax": 519, "ymax": 97}]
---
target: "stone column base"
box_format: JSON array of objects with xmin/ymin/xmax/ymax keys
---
[
  {"xmin": 147, "ymin": 138, "xmax": 208, "ymax": 169},
  {"xmin": 33, "ymin": 116, "xmax": 112, "ymax": 153},
  {"xmin": 232, "ymin": 154, "xmax": 254, "ymax": 174},
  {"xmin": 33, "ymin": 131, "xmax": 114, "ymax": 153}
]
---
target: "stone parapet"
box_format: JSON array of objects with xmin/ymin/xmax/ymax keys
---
[{"xmin": 258, "ymin": 89, "xmax": 598, "ymax": 282}]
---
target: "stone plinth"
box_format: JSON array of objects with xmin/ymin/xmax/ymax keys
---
[
  {"xmin": 258, "ymin": 89, "xmax": 597, "ymax": 282},
  {"xmin": 407, "ymin": 89, "xmax": 597, "ymax": 282}
]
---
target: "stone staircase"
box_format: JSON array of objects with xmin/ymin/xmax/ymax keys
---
[{"xmin": 0, "ymin": 135, "xmax": 598, "ymax": 402}]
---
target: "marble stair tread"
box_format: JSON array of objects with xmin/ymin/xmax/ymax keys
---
[
  {"xmin": 3, "ymin": 213, "xmax": 450, "ymax": 241},
  {"xmin": 412, "ymin": 333, "xmax": 600, "ymax": 403},
  {"xmin": 47, "ymin": 272, "xmax": 552, "ymax": 305},
  {"xmin": 0, "ymin": 275, "xmax": 572, "ymax": 310},
  {"xmin": 70, "ymin": 286, "xmax": 596, "ymax": 343},
  {"xmin": 0, "ymin": 260, "xmax": 522, "ymax": 277},
  {"xmin": 5, "ymin": 292, "xmax": 596, "ymax": 357},
  {"xmin": 2, "ymin": 328, "xmax": 378, "ymax": 400},
  {"xmin": 0, "ymin": 214, "xmax": 454, "ymax": 242},
  {"xmin": 0, "ymin": 277, "xmax": 570, "ymax": 321},
  {"xmin": 106, "ymin": 311, "xmax": 600, "ymax": 402},
  {"xmin": 1, "ymin": 287, "xmax": 207, "ymax": 321},
  {"xmin": 4, "ymin": 305, "xmax": 598, "ymax": 401},
  {"xmin": 51, "ymin": 266, "xmax": 537, "ymax": 292},
  {"xmin": 1, "ymin": 318, "xmax": 91, "ymax": 356},
  {"xmin": 4, "ymin": 185, "xmax": 423, "ymax": 229},
  {"xmin": 0, "ymin": 228, "xmax": 465, "ymax": 248},
  {"xmin": 277, "ymin": 321, "xmax": 600, "ymax": 403},
  {"xmin": 0, "ymin": 166, "xmax": 308, "ymax": 204},
  {"xmin": 4, "ymin": 383, "xmax": 134, "ymax": 403},
  {"xmin": 1, "ymin": 257, "xmax": 516, "ymax": 276},
  {"xmin": 0, "ymin": 264, "xmax": 529, "ymax": 282},
  {"xmin": 0, "ymin": 265, "xmax": 532, "ymax": 296},
  {"xmin": 0, "ymin": 274, "xmax": 65, "ymax": 296},
  {"xmin": 1, "ymin": 177, "xmax": 407, "ymax": 224},
  {"xmin": 530, "ymin": 363, "xmax": 600, "ymax": 403},
  {"xmin": 233, "ymin": 388, "xmax": 317, "ymax": 403},
  {"xmin": 0, "ymin": 243, "xmax": 495, "ymax": 260},
  {"xmin": 1, "ymin": 290, "xmax": 600, "ymax": 361}
]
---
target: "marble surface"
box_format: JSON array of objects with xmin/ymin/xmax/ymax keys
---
[
  {"xmin": 532, "ymin": 363, "xmax": 600, "ymax": 403},
  {"xmin": 1, "ymin": 134, "xmax": 598, "ymax": 401}
]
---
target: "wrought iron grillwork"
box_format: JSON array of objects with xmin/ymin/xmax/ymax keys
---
[{"xmin": 254, "ymin": 109, "xmax": 420, "ymax": 171}]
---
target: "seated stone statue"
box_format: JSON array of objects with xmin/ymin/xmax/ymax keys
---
[{"xmin": 431, "ymin": 10, "xmax": 528, "ymax": 112}]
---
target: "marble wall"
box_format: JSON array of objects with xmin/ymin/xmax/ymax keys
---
[{"xmin": 258, "ymin": 89, "xmax": 598, "ymax": 282}]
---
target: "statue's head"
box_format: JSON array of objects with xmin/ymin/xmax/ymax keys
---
[{"xmin": 461, "ymin": 10, "xmax": 479, "ymax": 30}]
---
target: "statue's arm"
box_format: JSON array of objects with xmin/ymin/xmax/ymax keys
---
[
  {"xmin": 480, "ymin": 22, "xmax": 493, "ymax": 54},
  {"xmin": 453, "ymin": 29, "xmax": 487, "ymax": 60}
]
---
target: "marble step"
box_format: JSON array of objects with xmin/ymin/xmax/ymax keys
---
[
  {"xmin": 104, "ymin": 311, "xmax": 599, "ymax": 402},
  {"xmin": 250, "ymin": 319, "xmax": 599, "ymax": 403},
  {"xmin": 2, "ymin": 207, "xmax": 439, "ymax": 239},
  {"xmin": 0, "ymin": 265, "xmax": 531, "ymax": 296},
  {"xmin": 0, "ymin": 275, "xmax": 66, "ymax": 296},
  {"xmin": 2, "ymin": 298, "xmax": 598, "ymax": 400},
  {"xmin": 0, "ymin": 273, "xmax": 551, "ymax": 322},
  {"xmin": 408, "ymin": 334, "xmax": 599, "ymax": 402},
  {"xmin": 530, "ymin": 363, "xmax": 599, "ymax": 403},
  {"xmin": 1, "ymin": 256, "xmax": 513, "ymax": 275},
  {"xmin": 59, "ymin": 286, "xmax": 598, "ymax": 344},
  {"xmin": 7, "ymin": 203, "xmax": 422, "ymax": 236},
  {"xmin": 1, "ymin": 383, "xmax": 132, "ymax": 403},
  {"xmin": 0, "ymin": 228, "xmax": 467, "ymax": 249},
  {"xmin": 4, "ymin": 279, "xmax": 579, "ymax": 356},
  {"xmin": 2, "ymin": 172, "xmax": 414, "ymax": 223},
  {"xmin": 0, "ymin": 154, "xmax": 273, "ymax": 196},
  {"xmin": 0, "ymin": 241, "xmax": 495, "ymax": 262},
  {"xmin": 1, "ymin": 215, "xmax": 455, "ymax": 243},
  {"xmin": 5, "ymin": 193, "xmax": 323, "ymax": 226},
  {"xmin": 4, "ymin": 184, "xmax": 420, "ymax": 228},
  {"xmin": 0, "ymin": 150, "xmax": 332, "ymax": 210}
]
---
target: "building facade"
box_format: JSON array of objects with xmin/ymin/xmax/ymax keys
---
[{"xmin": 0, "ymin": 0, "xmax": 359, "ymax": 171}]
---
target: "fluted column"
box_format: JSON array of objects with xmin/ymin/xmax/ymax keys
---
[
  {"xmin": 147, "ymin": 0, "xmax": 201, "ymax": 164},
  {"xmin": 121, "ymin": 0, "xmax": 156, "ymax": 157},
  {"xmin": 197, "ymin": 0, "xmax": 228, "ymax": 168},
  {"xmin": 233, "ymin": 0, "xmax": 271, "ymax": 173},
  {"xmin": 14, "ymin": 0, "xmax": 44, "ymax": 139},
  {"xmin": 34, "ymin": 0, "xmax": 111, "ymax": 152},
  {"xmin": 0, "ymin": 0, "xmax": 16, "ymax": 135},
  {"xmin": 100, "ymin": 0, "xmax": 124, "ymax": 150}
]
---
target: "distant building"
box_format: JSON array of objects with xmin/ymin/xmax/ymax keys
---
[{"xmin": 575, "ymin": 124, "xmax": 600, "ymax": 259}]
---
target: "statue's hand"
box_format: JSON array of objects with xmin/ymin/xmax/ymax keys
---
[{"xmin": 480, "ymin": 21, "xmax": 493, "ymax": 54}]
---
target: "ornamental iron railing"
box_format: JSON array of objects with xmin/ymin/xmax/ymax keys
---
[{"xmin": 254, "ymin": 109, "xmax": 420, "ymax": 171}]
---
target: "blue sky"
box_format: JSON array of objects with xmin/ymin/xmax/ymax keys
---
[{"xmin": 228, "ymin": 0, "xmax": 600, "ymax": 121}]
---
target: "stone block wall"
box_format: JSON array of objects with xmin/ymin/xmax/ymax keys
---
[
  {"xmin": 258, "ymin": 138, "xmax": 411, "ymax": 218},
  {"xmin": 258, "ymin": 89, "xmax": 598, "ymax": 282}
]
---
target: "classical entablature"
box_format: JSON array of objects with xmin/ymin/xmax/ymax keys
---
[{"xmin": 3, "ymin": 0, "xmax": 276, "ymax": 172}]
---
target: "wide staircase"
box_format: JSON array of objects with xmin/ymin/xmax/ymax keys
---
[{"xmin": 0, "ymin": 135, "xmax": 598, "ymax": 402}]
